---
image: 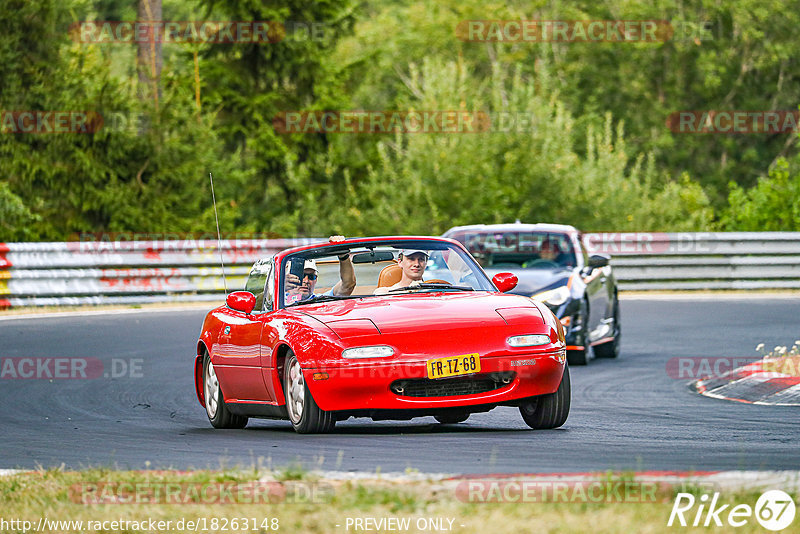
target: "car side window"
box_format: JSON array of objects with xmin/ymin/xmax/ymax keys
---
[{"xmin": 244, "ymin": 260, "xmax": 271, "ymax": 313}]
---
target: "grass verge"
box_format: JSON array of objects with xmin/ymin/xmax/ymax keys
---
[
  {"xmin": 0, "ymin": 468, "xmax": 795, "ymax": 533},
  {"xmin": 762, "ymin": 355, "xmax": 800, "ymax": 376}
]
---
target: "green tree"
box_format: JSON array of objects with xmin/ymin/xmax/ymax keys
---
[
  {"xmin": 0, "ymin": 0, "xmax": 245, "ymax": 240},
  {"xmin": 335, "ymin": 0, "xmax": 800, "ymax": 208},
  {"xmin": 194, "ymin": 0, "xmax": 355, "ymax": 234},
  {"xmin": 722, "ymin": 158, "xmax": 800, "ymax": 230},
  {"xmin": 289, "ymin": 58, "xmax": 712, "ymax": 235},
  {"xmin": 0, "ymin": 182, "xmax": 38, "ymax": 240}
]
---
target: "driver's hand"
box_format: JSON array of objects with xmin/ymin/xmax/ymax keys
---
[
  {"xmin": 408, "ymin": 280, "xmax": 422, "ymax": 288},
  {"xmin": 329, "ymin": 235, "xmax": 345, "ymax": 243}
]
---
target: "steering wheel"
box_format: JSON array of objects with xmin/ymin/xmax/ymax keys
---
[
  {"xmin": 523, "ymin": 259, "xmax": 559, "ymax": 268},
  {"xmin": 422, "ymin": 279, "xmax": 450, "ymax": 285}
]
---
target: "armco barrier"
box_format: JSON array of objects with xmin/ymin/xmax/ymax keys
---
[
  {"xmin": 583, "ymin": 232, "xmax": 800, "ymax": 291},
  {"xmin": 1, "ymin": 233, "xmax": 799, "ymax": 308},
  {"xmin": 0, "ymin": 239, "xmax": 321, "ymax": 308}
]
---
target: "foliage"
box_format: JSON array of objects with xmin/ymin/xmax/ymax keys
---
[
  {"xmin": 334, "ymin": 59, "xmax": 712, "ymax": 234},
  {"xmin": 0, "ymin": 182, "xmax": 39, "ymax": 240},
  {"xmin": 1, "ymin": 0, "xmax": 799, "ymax": 241},
  {"xmin": 721, "ymin": 158, "xmax": 800, "ymax": 230},
  {"xmin": 193, "ymin": 0, "xmax": 357, "ymax": 231},
  {"xmin": 0, "ymin": 0, "xmax": 248, "ymax": 241},
  {"xmin": 335, "ymin": 0, "xmax": 800, "ymax": 210}
]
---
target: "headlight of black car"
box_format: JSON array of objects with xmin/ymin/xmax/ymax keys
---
[{"xmin": 531, "ymin": 285, "xmax": 570, "ymax": 307}]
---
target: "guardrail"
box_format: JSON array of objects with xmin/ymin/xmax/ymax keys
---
[
  {"xmin": 583, "ymin": 232, "xmax": 800, "ymax": 291},
  {"xmin": 1, "ymin": 232, "xmax": 799, "ymax": 308},
  {"xmin": 0, "ymin": 239, "xmax": 321, "ymax": 308}
]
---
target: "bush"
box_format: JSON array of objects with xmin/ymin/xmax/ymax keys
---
[
  {"xmin": 332, "ymin": 58, "xmax": 713, "ymax": 234},
  {"xmin": 721, "ymin": 158, "xmax": 800, "ymax": 231}
]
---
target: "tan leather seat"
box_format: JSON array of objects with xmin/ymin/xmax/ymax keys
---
[
  {"xmin": 377, "ymin": 264, "xmax": 451, "ymax": 288},
  {"xmin": 377, "ymin": 263, "xmax": 402, "ymax": 287}
]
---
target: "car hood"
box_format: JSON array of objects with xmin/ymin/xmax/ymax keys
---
[
  {"xmin": 295, "ymin": 292, "xmax": 544, "ymax": 338},
  {"xmin": 483, "ymin": 267, "xmax": 571, "ymax": 296}
]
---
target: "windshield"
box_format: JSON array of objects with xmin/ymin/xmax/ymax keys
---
[
  {"xmin": 448, "ymin": 230, "xmax": 577, "ymax": 270},
  {"xmin": 279, "ymin": 241, "xmax": 495, "ymax": 307}
]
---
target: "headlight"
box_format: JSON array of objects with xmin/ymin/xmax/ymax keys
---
[
  {"xmin": 507, "ymin": 334, "xmax": 551, "ymax": 347},
  {"xmin": 341, "ymin": 345, "xmax": 395, "ymax": 359},
  {"xmin": 531, "ymin": 285, "xmax": 570, "ymax": 306}
]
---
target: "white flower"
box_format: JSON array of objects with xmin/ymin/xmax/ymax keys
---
[
  {"xmin": 777, "ymin": 346, "xmax": 788, "ymax": 354},
  {"xmin": 755, "ymin": 343, "xmax": 765, "ymax": 352}
]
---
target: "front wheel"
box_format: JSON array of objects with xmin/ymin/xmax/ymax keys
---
[
  {"xmin": 519, "ymin": 366, "xmax": 570, "ymax": 429},
  {"xmin": 284, "ymin": 352, "xmax": 335, "ymax": 434},
  {"xmin": 567, "ymin": 299, "xmax": 589, "ymax": 365},
  {"xmin": 203, "ymin": 352, "xmax": 248, "ymax": 429},
  {"xmin": 566, "ymin": 348, "xmax": 588, "ymax": 366}
]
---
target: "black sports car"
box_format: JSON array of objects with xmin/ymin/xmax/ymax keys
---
[{"xmin": 443, "ymin": 223, "xmax": 620, "ymax": 365}]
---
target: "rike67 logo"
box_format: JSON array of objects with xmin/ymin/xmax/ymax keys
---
[{"xmin": 668, "ymin": 490, "xmax": 796, "ymax": 531}]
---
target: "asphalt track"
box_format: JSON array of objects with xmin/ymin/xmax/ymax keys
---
[{"xmin": 1, "ymin": 297, "xmax": 798, "ymax": 474}]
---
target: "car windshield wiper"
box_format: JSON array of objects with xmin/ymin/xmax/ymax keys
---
[
  {"xmin": 388, "ymin": 283, "xmax": 474, "ymax": 293},
  {"xmin": 285, "ymin": 294, "xmax": 362, "ymax": 307}
]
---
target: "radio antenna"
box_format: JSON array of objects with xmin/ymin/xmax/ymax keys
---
[{"xmin": 209, "ymin": 172, "xmax": 228, "ymax": 295}]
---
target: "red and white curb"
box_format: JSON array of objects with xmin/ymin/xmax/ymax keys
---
[{"xmin": 695, "ymin": 360, "xmax": 800, "ymax": 406}]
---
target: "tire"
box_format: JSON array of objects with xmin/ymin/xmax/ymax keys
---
[
  {"xmin": 593, "ymin": 296, "xmax": 620, "ymax": 359},
  {"xmin": 519, "ymin": 366, "xmax": 571, "ymax": 429},
  {"xmin": 567, "ymin": 299, "xmax": 589, "ymax": 366},
  {"xmin": 284, "ymin": 352, "xmax": 335, "ymax": 434},
  {"xmin": 434, "ymin": 413, "xmax": 469, "ymax": 425},
  {"xmin": 566, "ymin": 348, "xmax": 588, "ymax": 366},
  {"xmin": 203, "ymin": 352, "xmax": 248, "ymax": 429}
]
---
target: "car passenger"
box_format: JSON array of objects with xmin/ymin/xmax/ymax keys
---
[{"xmin": 285, "ymin": 235, "xmax": 355, "ymax": 302}]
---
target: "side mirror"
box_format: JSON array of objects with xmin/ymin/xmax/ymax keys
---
[
  {"xmin": 587, "ymin": 254, "xmax": 610, "ymax": 268},
  {"xmin": 226, "ymin": 291, "xmax": 256, "ymax": 314},
  {"xmin": 492, "ymin": 272, "xmax": 518, "ymax": 293}
]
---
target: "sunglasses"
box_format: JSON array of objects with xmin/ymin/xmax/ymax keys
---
[{"xmin": 303, "ymin": 272, "xmax": 318, "ymax": 280}]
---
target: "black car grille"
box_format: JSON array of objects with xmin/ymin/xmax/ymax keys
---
[{"xmin": 390, "ymin": 373, "xmax": 514, "ymax": 398}]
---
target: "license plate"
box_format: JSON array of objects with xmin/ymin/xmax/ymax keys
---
[{"xmin": 427, "ymin": 353, "xmax": 481, "ymax": 379}]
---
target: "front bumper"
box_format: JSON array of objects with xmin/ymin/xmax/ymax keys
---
[{"xmin": 304, "ymin": 350, "xmax": 566, "ymax": 411}]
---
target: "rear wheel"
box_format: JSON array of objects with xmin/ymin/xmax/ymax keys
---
[
  {"xmin": 594, "ymin": 296, "xmax": 621, "ymax": 359},
  {"xmin": 203, "ymin": 352, "xmax": 248, "ymax": 429},
  {"xmin": 434, "ymin": 413, "xmax": 469, "ymax": 424},
  {"xmin": 519, "ymin": 366, "xmax": 571, "ymax": 429},
  {"xmin": 284, "ymin": 352, "xmax": 335, "ymax": 434}
]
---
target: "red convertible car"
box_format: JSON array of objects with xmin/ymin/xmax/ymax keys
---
[{"xmin": 194, "ymin": 236, "xmax": 570, "ymax": 433}]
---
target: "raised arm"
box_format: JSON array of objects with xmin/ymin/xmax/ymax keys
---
[{"xmin": 328, "ymin": 235, "xmax": 356, "ymax": 296}]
